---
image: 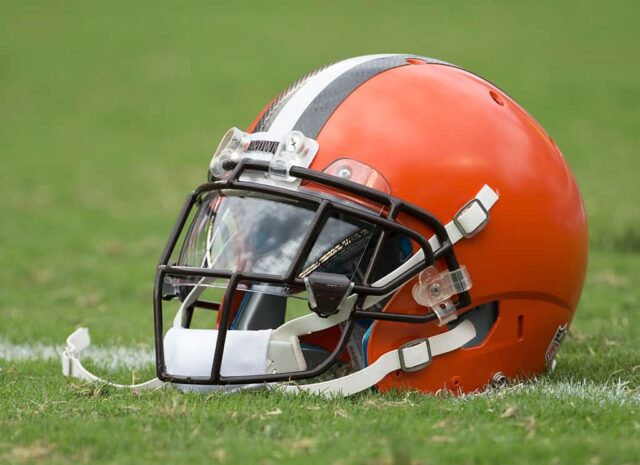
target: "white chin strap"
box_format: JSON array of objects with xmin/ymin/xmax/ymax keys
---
[
  {"xmin": 61, "ymin": 328, "xmax": 165, "ymax": 391},
  {"xmin": 61, "ymin": 320, "xmax": 476, "ymax": 397},
  {"xmin": 277, "ymin": 320, "xmax": 476, "ymax": 396},
  {"xmin": 61, "ymin": 185, "xmax": 498, "ymax": 397}
]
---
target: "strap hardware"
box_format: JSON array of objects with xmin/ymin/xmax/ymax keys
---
[
  {"xmin": 453, "ymin": 197, "xmax": 490, "ymax": 239},
  {"xmin": 304, "ymin": 272, "xmax": 354, "ymax": 318},
  {"xmin": 398, "ymin": 338, "xmax": 432, "ymax": 373}
]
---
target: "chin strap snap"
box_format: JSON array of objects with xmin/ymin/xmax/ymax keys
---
[{"xmin": 276, "ymin": 319, "xmax": 476, "ymax": 397}]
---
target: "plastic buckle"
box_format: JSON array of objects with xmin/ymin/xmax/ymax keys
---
[
  {"xmin": 453, "ymin": 198, "xmax": 489, "ymax": 239},
  {"xmin": 398, "ymin": 338, "xmax": 432, "ymax": 373},
  {"xmin": 432, "ymin": 299, "xmax": 457, "ymax": 326},
  {"xmin": 411, "ymin": 265, "xmax": 472, "ymax": 324}
]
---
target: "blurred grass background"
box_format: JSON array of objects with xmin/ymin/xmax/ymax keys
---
[
  {"xmin": 1, "ymin": 1, "xmax": 639, "ymax": 464},
  {"xmin": 1, "ymin": 0, "xmax": 639, "ymax": 342}
]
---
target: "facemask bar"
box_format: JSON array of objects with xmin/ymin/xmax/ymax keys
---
[{"xmin": 153, "ymin": 158, "xmax": 470, "ymax": 385}]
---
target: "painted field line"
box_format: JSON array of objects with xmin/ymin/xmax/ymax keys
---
[
  {"xmin": 1, "ymin": 338, "xmax": 638, "ymax": 405},
  {"xmin": 465, "ymin": 379, "xmax": 640, "ymax": 406},
  {"xmin": 0, "ymin": 338, "xmax": 154, "ymax": 371}
]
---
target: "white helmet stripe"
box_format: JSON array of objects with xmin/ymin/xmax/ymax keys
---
[
  {"xmin": 263, "ymin": 54, "xmax": 453, "ymax": 139},
  {"xmin": 265, "ymin": 54, "xmax": 397, "ymax": 138}
]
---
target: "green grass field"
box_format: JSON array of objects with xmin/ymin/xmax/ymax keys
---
[{"xmin": 1, "ymin": 1, "xmax": 639, "ymax": 464}]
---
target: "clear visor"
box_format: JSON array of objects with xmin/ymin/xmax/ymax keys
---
[
  {"xmin": 159, "ymin": 160, "xmax": 418, "ymax": 380},
  {"xmin": 177, "ymin": 191, "xmax": 377, "ymax": 290}
]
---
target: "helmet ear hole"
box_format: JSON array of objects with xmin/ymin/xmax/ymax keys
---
[
  {"xmin": 517, "ymin": 314, "xmax": 524, "ymax": 341},
  {"xmin": 448, "ymin": 302, "xmax": 499, "ymax": 348}
]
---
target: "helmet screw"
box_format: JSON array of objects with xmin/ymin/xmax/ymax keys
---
[
  {"xmin": 429, "ymin": 283, "xmax": 441, "ymax": 297},
  {"xmin": 286, "ymin": 133, "xmax": 304, "ymax": 153},
  {"xmin": 337, "ymin": 166, "xmax": 352, "ymax": 179}
]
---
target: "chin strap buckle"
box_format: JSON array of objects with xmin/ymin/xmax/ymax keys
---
[
  {"xmin": 453, "ymin": 197, "xmax": 490, "ymax": 238},
  {"xmin": 427, "ymin": 185, "xmax": 499, "ymax": 251},
  {"xmin": 398, "ymin": 338, "xmax": 432, "ymax": 373}
]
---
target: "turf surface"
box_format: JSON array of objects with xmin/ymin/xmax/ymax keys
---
[{"xmin": 1, "ymin": 1, "xmax": 639, "ymax": 464}]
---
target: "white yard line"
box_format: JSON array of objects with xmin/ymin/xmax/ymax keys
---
[
  {"xmin": 464, "ymin": 379, "xmax": 640, "ymax": 406},
  {"xmin": 1, "ymin": 338, "xmax": 638, "ymax": 405},
  {"xmin": 0, "ymin": 338, "xmax": 154, "ymax": 371}
]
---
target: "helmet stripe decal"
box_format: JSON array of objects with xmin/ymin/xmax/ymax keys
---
[
  {"xmin": 264, "ymin": 54, "xmax": 397, "ymax": 137},
  {"xmin": 262, "ymin": 54, "xmax": 451, "ymax": 140},
  {"xmin": 252, "ymin": 62, "xmax": 335, "ymax": 133},
  {"xmin": 292, "ymin": 55, "xmax": 416, "ymax": 138}
]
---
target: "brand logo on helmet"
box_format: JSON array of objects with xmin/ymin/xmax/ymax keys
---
[{"xmin": 545, "ymin": 324, "xmax": 568, "ymax": 367}]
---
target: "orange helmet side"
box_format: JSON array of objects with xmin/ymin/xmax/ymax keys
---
[{"xmin": 290, "ymin": 60, "xmax": 588, "ymax": 393}]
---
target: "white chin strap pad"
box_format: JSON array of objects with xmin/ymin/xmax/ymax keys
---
[{"xmin": 163, "ymin": 327, "xmax": 272, "ymax": 378}]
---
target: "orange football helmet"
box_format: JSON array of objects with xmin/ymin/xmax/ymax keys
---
[{"xmin": 62, "ymin": 54, "xmax": 588, "ymax": 396}]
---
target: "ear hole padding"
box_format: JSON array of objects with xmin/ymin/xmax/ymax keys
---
[
  {"xmin": 450, "ymin": 376, "xmax": 461, "ymax": 388},
  {"xmin": 489, "ymin": 90, "xmax": 505, "ymax": 106},
  {"xmin": 517, "ymin": 314, "xmax": 524, "ymax": 341}
]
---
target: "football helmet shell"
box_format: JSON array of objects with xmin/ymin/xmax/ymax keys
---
[
  {"xmin": 61, "ymin": 54, "xmax": 588, "ymax": 396},
  {"xmin": 246, "ymin": 54, "xmax": 587, "ymax": 393}
]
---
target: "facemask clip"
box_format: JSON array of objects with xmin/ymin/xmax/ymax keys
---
[
  {"xmin": 209, "ymin": 127, "xmax": 252, "ymax": 178},
  {"xmin": 269, "ymin": 130, "xmax": 318, "ymax": 183},
  {"xmin": 412, "ymin": 266, "xmax": 472, "ymax": 326}
]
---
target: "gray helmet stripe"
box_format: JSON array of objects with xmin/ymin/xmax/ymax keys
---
[
  {"xmin": 292, "ymin": 55, "xmax": 448, "ymax": 139},
  {"xmin": 253, "ymin": 62, "xmax": 335, "ymax": 133}
]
